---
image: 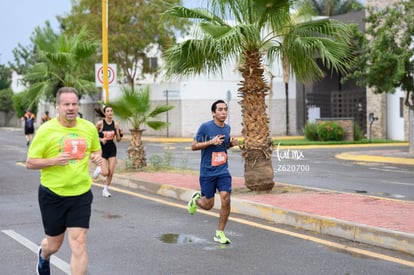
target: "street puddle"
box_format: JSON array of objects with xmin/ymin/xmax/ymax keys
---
[
  {"xmin": 159, "ymin": 233, "xmax": 232, "ymax": 250},
  {"xmin": 158, "ymin": 233, "xmax": 196, "ymax": 244}
]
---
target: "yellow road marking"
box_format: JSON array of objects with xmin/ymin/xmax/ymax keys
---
[
  {"xmin": 336, "ymin": 152, "xmax": 414, "ymax": 165},
  {"xmin": 93, "ymin": 183, "xmax": 414, "ymax": 268}
]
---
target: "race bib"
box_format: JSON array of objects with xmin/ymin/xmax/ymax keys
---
[
  {"xmin": 103, "ymin": 131, "xmax": 115, "ymax": 140},
  {"xmin": 211, "ymin": 152, "xmax": 227, "ymax": 166},
  {"xmin": 63, "ymin": 138, "xmax": 87, "ymax": 160}
]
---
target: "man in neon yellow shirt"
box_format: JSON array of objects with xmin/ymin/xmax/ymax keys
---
[{"xmin": 26, "ymin": 87, "xmax": 107, "ymax": 275}]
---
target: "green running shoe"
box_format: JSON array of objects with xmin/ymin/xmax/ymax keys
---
[
  {"xmin": 214, "ymin": 230, "xmax": 231, "ymax": 244},
  {"xmin": 187, "ymin": 192, "xmax": 201, "ymax": 214}
]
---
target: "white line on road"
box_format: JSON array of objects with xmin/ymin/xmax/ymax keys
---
[
  {"xmin": 381, "ymin": 180, "xmax": 414, "ymax": 186},
  {"xmin": 1, "ymin": 229, "xmax": 71, "ymax": 274},
  {"xmin": 371, "ymin": 167, "xmax": 414, "ymax": 175}
]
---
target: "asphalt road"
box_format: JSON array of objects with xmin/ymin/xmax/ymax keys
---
[{"xmin": 1, "ymin": 127, "xmax": 413, "ymax": 274}]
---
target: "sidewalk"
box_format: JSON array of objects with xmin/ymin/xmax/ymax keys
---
[{"xmin": 106, "ymin": 142, "xmax": 414, "ymax": 255}]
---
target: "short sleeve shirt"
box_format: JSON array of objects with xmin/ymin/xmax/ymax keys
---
[
  {"xmin": 28, "ymin": 118, "xmax": 101, "ymax": 196},
  {"xmin": 194, "ymin": 120, "xmax": 231, "ymax": 177}
]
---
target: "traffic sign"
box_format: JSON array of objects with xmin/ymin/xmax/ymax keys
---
[{"xmin": 95, "ymin": 63, "xmax": 117, "ymax": 87}]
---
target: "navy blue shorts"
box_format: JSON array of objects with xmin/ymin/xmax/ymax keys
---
[
  {"xmin": 38, "ymin": 185, "xmax": 93, "ymax": 236},
  {"xmin": 199, "ymin": 174, "xmax": 232, "ymax": 199}
]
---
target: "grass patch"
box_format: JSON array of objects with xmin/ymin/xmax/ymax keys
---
[{"xmin": 272, "ymin": 138, "xmax": 405, "ymax": 146}]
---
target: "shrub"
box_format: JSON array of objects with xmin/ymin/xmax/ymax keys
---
[
  {"xmin": 148, "ymin": 154, "xmax": 164, "ymax": 171},
  {"xmin": 353, "ymin": 122, "xmax": 363, "ymax": 141},
  {"xmin": 147, "ymin": 151, "xmax": 176, "ymax": 171},
  {"xmin": 317, "ymin": 122, "xmax": 344, "ymax": 141},
  {"xmin": 304, "ymin": 122, "xmax": 318, "ymax": 141},
  {"xmin": 13, "ymin": 91, "xmax": 37, "ymax": 118},
  {"xmin": 0, "ymin": 88, "xmax": 14, "ymax": 112}
]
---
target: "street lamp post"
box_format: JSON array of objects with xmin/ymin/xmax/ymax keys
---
[{"xmin": 102, "ymin": 0, "xmax": 109, "ymax": 103}]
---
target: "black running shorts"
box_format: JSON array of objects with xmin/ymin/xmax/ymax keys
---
[
  {"xmin": 38, "ymin": 185, "xmax": 93, "ymax": 236},
  {"xmin": 101, "ymin": 141, "xmax": 117, "ymax": 159}
]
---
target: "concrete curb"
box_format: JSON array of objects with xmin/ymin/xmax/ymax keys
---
[{"xmin": 111, "ymin": 173, "xmax": 414, "ymax": 255}]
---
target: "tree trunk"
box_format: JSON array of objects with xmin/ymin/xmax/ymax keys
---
[
  {"xmin": 128, "ymin": 129, "xmax": 147, "ymax": 169},
  {"xmin": 238, "ymin": 50, "xmax": 274, "ymax": 191},
  {"xmin": 409, "ymin": 108, "xmax": 414, "ymax": 154}
]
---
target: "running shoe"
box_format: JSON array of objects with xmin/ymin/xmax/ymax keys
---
[
  {"xmin": 93, "ymin": 166, "xmax": 101, "ymax": 179},
  {"xmin": 102, "ymin": 189, "xmax": 112, "ymax": 197},
  {"xmin": 187, "ymin": 192, "xmax": 201, "ymax": 214},
  {"xmin": 37, "ymin": 247, "xmax": 50, "ymax": 275},
  {"xmin": 214, "ymin": 230, "xmax": 231, "ymax": 244}
]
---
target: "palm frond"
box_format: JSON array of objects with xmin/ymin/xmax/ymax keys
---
[
  {"xmin": 148, "ymin": 105, "xmax": 174, "ymax": 118},
  {"xmin": 163, "ymin": 36, "xmax": 226, "ymax": 77},
  {"xmin": 280, "ymin": 18, "xmax": 353, "ymax": 82},
  {"xmin": 147, "ymin": 120, "xmax": 170, "ymax": 130},
  {"xmin": 110, "ymin": 85, "xmax": 174, "ymax": 131},
  {"xmin": 199, "ymin": 23, "xmax": 232, "ymax": 39},
  {"xmin": 163, "ymin": 6, "xmax": 227, "ymax": 25},
  {"xmin": 23, "ymin": 24, "xmax": 98, "ymax": 105}
]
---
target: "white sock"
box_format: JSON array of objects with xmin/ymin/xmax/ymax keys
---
[{"xmin": 103, "ymin": 185, "xmax": 108, "ymax": 192}]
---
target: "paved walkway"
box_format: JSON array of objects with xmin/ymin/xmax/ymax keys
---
[{"xmin": 103, "ymin": 142, "xmax": 414, "ymax": 255}]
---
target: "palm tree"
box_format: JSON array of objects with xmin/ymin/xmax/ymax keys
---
[
  {"xmin": 23, "ymin": 24, "xmax": 98, "ymax": 109},
  {"xmin": 298, "ymin": 0, "xmax": 363, "ymax": 16},
  {"xmin": 279, "ymin": 6, "xmax": 346, "ymax": 136},
  {"xmin": 109, "ymin": 85, "xmax": 174, "ymax": 169},
  {"xmin": 163, "ymin": 0, "xmax": 353, "ymax": 191}
]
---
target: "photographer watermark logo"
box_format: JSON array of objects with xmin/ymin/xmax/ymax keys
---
[{"xmin": 274, "ymin": 143, "xmax": 310, "ymax": 173}]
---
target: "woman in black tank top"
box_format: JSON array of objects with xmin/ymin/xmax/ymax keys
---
[{"xmin": 93, "ymin": 106, "xmax": 123, "ymax": 197}]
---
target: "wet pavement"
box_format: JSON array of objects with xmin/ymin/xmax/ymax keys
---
[{"xmin": 97, "ymin": 138, "xmax": 414, "ymax": 255}]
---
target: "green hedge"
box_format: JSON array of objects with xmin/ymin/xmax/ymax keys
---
[
  {"xmin": 317, "ymin": 122, "xmax": 344, "ymax": 141},
  {"xmin": 304, "ymin": 122, "xmax": 319, "ymax": 141}
]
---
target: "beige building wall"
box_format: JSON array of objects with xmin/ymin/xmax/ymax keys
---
[
  {"xmin": 141, "ymin": 78, "xmax": 297, "ymax": 138},
  {"xmin": 365, "ymin": 0, "xmax": 387, "ymax": 139},
  {"xmin": 366, "ymin": 89, "xmax": 386, "ymax": 139},
  {"xmin": 365, "ymin": 0, "xmax": 410, "ymax": 140}
]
